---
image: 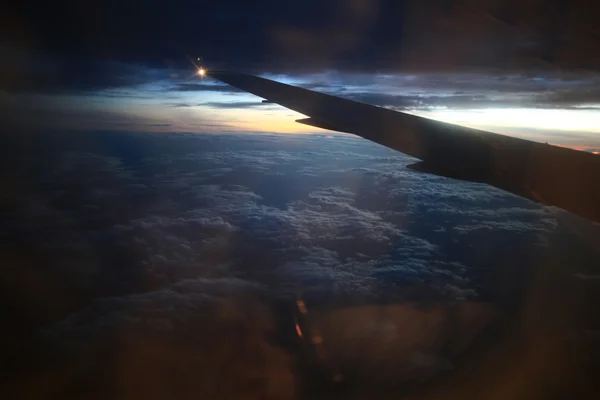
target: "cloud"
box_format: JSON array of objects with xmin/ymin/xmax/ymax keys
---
[
  {"xmin": 574, "ymin": 273, "xmax": 600, "ymax": 281},
  {"xmin": 165, "ymin": 102, "xmax": 195, "ymax": 108},
  {"xmin": 4, "ymin": 0, "xmax": 600, "ymax": 75},
  {"xmin": 542, "ymin": 86, "xmax": 600, "ymax": 106},
  {"xmin": 38, "ymin": 278, "xmax": 266, "ymax": 342},
  {"xmin": 3, "ymin": 42, "xmax": 598, "ymax": 116},
  {"xmin": 453, "ymin": 219, "xmax": 558, "ymax": 235},
  {"xmin": 0, "ymin": 47, "xmax": 163, "ymax": 94},
  {"xmin": 29, "ymin": 278, "xmax": 297, "ymax": 399},
  {"xmin": 285, "ymin": 71, "xmax": 600, "ymax": 111},
  {"xmin": 0, "ymin": 131, "xmax": 595, "ymax": 317},
  {"xmin": 198, "ymin": 101, "xmax": 274, "ymax": 109},
  {"xmin": 4, "ymin": 129, "xmax": 600, "ymax": 398},
  {"xmin": 170, "ymin": 82, "xmax": 243, "ymax": 93},
  {"xmin": 22, "ymin": 138, "xmax": 478, "ymax": 305},
  {"xmin": 340, "ymin": 91, "xmax": 494, "ymax": 110}
]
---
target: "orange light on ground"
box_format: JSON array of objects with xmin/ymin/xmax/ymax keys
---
[
  {"xmin": 553, "ymin": 144, "xmax": 600, "ymax": 153},
  {"xmin": 295, "ymin": 323, "xmax": 303, "ymax": 338},
  {"xmin": 312, "ymin": 336, "xmax": 323, "ymax": 345},
  {"xmin": 296, "ymin": 299, "xmax": 308, "ymax": 314}
]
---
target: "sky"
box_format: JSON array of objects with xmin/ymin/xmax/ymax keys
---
[{"xmin": 1, "ymin": 0, "xmax": 600, "ymax": 151}]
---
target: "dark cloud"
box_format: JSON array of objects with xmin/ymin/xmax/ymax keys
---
[
  {"xmin": 165, "ymin": 102, "xmax": 195, "ymax": 108},
  {"xmin": 199, "ymin": 71, "xmax": 598, "ymax": 112},
  {"xmin": 87, "ymin": 91, "xmax": 155, "ymax": 99},
  {"xmin": 0, "ymin": 48, "xmax": 164, "ymax": 94},
  {"xmin": 198, "ymin": 101, "xmax": 275, "ymax": 109},
  {"xmin": 3, "ymin": 32, "xmax": 597, "ymax": 113},
  {"xmin": 542, "ymin": 86, "xmax": 600, "ymax": 107},
  {"xmin": 303, "ymin": 72, "xmax": 600, "ymax": 110},
  {"xmin": 339, "ymin": 91, "xmax": 490, "ymax": 110},
  {"xmin": 170, "ymin": 82, "xmax": 243, "ymax": 93},
  {"xmin": 2, "ymin": 0, "xmax": 600, "ymax": 84}
]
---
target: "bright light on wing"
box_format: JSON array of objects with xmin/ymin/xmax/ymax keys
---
[{"xmin": 198, "ymin": 68, "xmax": 206, "ymax": 77}]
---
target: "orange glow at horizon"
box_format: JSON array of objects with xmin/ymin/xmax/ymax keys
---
[
  {"xmin": 213, "ymin": 108, "xmax": 321, "ymax": 134},
  {"xmin": 226, "ymin": 118, "xmax": 319, "ymax": 134},
  {"xmin": 547, "ymin": 143, "xmax": 600, "ymax": 153}
]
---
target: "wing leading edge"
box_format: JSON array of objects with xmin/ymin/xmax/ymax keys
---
[{"xmin": 209, "ymin": 71, "xmax": 600, "ymax": 224}]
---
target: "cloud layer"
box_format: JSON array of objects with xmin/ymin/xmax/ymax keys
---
[{"xmin": 2, "ymin": 131, "xmax": 599, "ymax": 397}]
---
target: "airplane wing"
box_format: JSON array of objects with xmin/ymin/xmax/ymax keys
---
[{"xmin": 209, "ymin": 71, "xmax": 600, "ymax": 224}]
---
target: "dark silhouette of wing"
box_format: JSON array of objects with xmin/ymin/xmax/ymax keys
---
[{"xmin": 209, "ymin": 71, "xmax": 600, "ymax": 224}]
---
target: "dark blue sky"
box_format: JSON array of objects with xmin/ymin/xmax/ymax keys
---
[{"xmin": 5, "ymin": 0, "xmax": 600, "ymax": 72}]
